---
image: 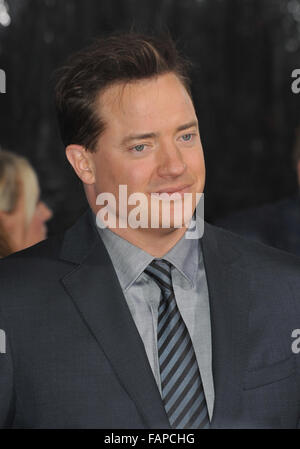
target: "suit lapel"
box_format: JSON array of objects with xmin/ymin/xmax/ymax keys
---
[
  {"xmin": 201, "ymin": 224, "xmax": 252, "ymax": 428},
  {"xmin": 60, "ymin": 210, "xmax": 170, "ymax": 429}
]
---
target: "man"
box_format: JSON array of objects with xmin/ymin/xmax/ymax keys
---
[
  {"xmin": 0, "ymin": 32, "xmax": 300, "ymax": 429},
  {"xmin": 215, "ymin": 128, "xmax": 300, "ymax": 257}
]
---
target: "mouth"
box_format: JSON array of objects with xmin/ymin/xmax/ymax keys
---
[{"xmin": 151, "ymin": 184, "xmax": 192, "ymax": 195}]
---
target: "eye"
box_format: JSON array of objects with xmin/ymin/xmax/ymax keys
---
[
  {"xmin": 181, "ymin": 133, "xmax": 193, "ymax": 142},
  {"xmin": 131, "ymin": 144, "xmax": 146, "ymax": 152}
]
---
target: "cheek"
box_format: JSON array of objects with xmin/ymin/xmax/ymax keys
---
[
  {"xmin": 94, "ymin": 153, "xmax": 122, "ymax": 193},
  {"xmin": 185, "ymin": 148, "xmax": 206, "ymax": 191},
  {"xmin": 126, "ymin": 160, "xmax": 153, "ymax": 192},
  {"xmin": 95, "ymin": 153, "xmax": 152, "ymax": 194},
  {"xmin": 29, "ymin": 215, "xmax": 43, "ymax": 234},
  {"xmin": 24, "ymin": 216, "xmax": 45, "ymax": 247},
  {"xmin": 186, "ymin": 147, "xmax": 205, "ymax": 173}
]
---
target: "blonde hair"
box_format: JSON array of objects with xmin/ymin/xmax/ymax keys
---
[{"xmin": 0, "ymin": 149, "xmax": 40, "ymax": 257}]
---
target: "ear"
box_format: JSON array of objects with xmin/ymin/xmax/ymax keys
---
[{"xmin": 65, "ymin": 144, "xmax": 96, "ymax": 184}]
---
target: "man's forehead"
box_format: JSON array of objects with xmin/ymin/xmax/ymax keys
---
[
  {"xmin": 98, "ymin": 74, "xmax": 197, "ymax": 138},
  {"xmin": 97, "ymin": 73, "xmax": 195, "ymax": 128}
]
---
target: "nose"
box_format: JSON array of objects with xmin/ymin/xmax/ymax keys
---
[
  {"xmin": 39, "ymin": 201, "xmax": 53, "ymax": 222},
  {"xmin": 157, "ymin": 143, "xmax": 186, "ymax": 178}
]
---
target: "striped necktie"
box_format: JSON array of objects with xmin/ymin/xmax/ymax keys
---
[{"xmin": 145, "ymin": 258, "xmax": 210, "ymax": 429}]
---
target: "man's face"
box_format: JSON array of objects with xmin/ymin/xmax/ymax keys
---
[{"xmin": 90, "ymin": 72, "xmax": 205, "ymax": 231}]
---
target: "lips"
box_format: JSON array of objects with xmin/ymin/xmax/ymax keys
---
[{"xmin": 152, "ymin": 184, "xmax": 192, "ymax": 194}]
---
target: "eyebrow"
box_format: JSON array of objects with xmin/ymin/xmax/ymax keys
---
[{"xmin": 121, "ymin": 120, "xmax": 198, "ymax": 146}]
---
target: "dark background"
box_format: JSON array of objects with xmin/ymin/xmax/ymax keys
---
[{"xmin": 0, "ymin": 0, "xmax": 300, "ymax": 234}]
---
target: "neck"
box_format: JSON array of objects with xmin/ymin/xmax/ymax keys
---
[{"xmin": 104, "ymin": 225, "xmax": 188, "ymax": 257}]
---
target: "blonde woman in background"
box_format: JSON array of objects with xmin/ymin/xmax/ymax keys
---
[{"xmin": 0, "ymin": 149, "xmax": 53, "ymax": 258}]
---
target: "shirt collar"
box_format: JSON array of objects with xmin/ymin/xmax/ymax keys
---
[
  {"xmin": 94, "ymin": 213, "xmax": 200, "ymax": 292},
  {"xmin": 97, "ymin": 225, "xmax": 154, "ymax": 291},
  {"xmin": 163, "ymin": 231, "xmax": 199, "ymax": 288}
]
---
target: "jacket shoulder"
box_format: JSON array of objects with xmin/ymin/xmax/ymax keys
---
[
  {"xmin": 205, "ymin": 222, "xmax": 300, "ymax": 274},
  {"xmin": 0, "ymin": 232, "xmax": 64, "ymax": 266}
]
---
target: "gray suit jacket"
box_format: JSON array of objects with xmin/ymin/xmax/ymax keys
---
[{"xmin": 0, "ymin": 208, "xmax": 300, "ymax": 428}]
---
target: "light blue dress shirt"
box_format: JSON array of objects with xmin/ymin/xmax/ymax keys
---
[{"xmin": 97, "ymin": 222, "xmax": 215, "ymax": 419}]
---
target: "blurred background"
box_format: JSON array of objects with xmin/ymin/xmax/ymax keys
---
[{"xmin": 0, "ymin": 0, "xmax": 300, "ymax": 236}]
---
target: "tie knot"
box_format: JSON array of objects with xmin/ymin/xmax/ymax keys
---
[{"xmin": 144, "ymin": 259, "xmax": 173, "ymax": 293}]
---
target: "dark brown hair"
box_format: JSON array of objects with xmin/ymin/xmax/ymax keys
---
[{"xmin": 54, "ymin": 32, "xmax": 192, "ymax": 152}]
